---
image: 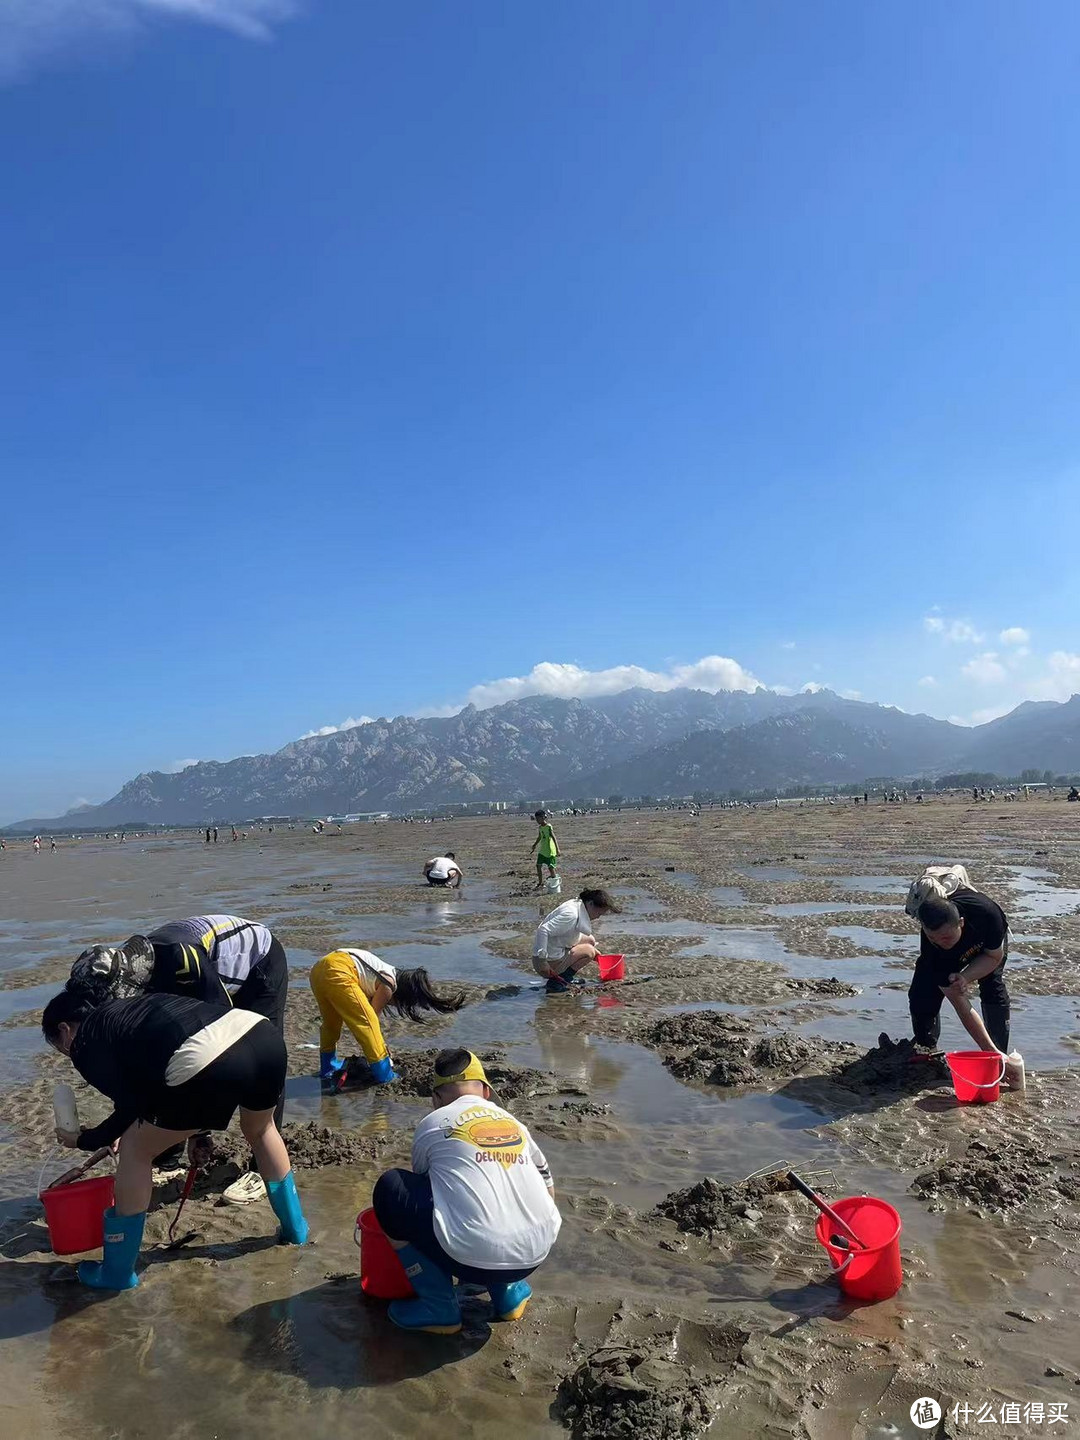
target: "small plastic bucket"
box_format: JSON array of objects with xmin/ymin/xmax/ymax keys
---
[
  {"xmin": 40, "ymin": 1175, "xmax": 115, "ymax": 1256},
  {"xmin": 597, "ymin": 954, "xmax": 625, "ymax": 982},
  {"xmin": 946, "ymin": 1050, "xmax": 1006, "ymax": 1104},
  {"xmin": 815, "ymin": 1195, "xmax": 903, "ymax": 1302},
  {"xmin": 355, "ymin": 1208, "xmax": 415, "ymax": 1300}
]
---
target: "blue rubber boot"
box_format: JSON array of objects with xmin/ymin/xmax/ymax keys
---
[
  {"xmin": 488, "ymin": 1279, "xmax": 532, "ymax": 1320},
  {"xmin": 77, "ymin": 1208, "xmax": 145, "ymax": 1291},
  {"xmin": 319, "ymin": 1050, "xmax": 345, "ymax": 1081},
  {"xmin": 266, "ymin": 1171, "xmax": 309, "ymax": 1245},
  {"xmin": 388, "ymin": 1245, "xmax": 462, "ymax": 1334},
  {"xmin": 369, "ymin": 1055, "xmax": 399, "ymax": 1085}
]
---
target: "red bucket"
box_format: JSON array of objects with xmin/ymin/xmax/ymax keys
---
[
  {"xmin": 40, "ymin": 1175, "xmax": 115, "ymax": 1256},
  {"xmin": 815, "ymin": 1196, "xmax": 903, "ymax": 1302},
  {"xmin": 597, "ymin": 954, "xmax": 625, "ymax": 982},
  {"xmin": 946, "ymin": 1050, "xmax": 1006, "ymax": 1104},
  {"xmin": 355, "ymin": 1208, "xmax": 415, "ymax": 1300}
]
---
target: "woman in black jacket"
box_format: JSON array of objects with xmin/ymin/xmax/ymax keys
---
[{"xmin": 42, "ymin": 979, "xmax": 308, "ymax": 1292}]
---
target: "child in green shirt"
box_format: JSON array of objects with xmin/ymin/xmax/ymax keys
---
[{"xmin": 529, "ymin": 810, "xmax": 560, "ymax": 890}]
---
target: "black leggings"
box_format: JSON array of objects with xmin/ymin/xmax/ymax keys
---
[
  {"xmin": 908, "ymin": 953, "xmax": 1010, "ymax": 1052},
  {"xmin": 232, "ymin": 938, "xmax": 289, "ymax": 1132},
  {"xmin": 372, "ymin": 1168, "xmax": 535, "ymax": 1286}
]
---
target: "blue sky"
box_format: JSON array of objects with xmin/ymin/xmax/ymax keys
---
[{"xmin": 3, "ymin": 1, "xmax": 1080, "ymax": 821}]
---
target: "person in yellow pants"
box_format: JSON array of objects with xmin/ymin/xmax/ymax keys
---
[{"xmin": 310, "ymin": 948, "xmax": 466, "ymax": 1087}]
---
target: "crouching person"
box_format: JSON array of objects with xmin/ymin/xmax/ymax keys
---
[
  {"xmin": 372, "ymin": 1049, "xmax": 561, "ymax": 1334},
  {"xmin": 42, "ymin": 978, "xmax": 308, "ymax": 1292}
]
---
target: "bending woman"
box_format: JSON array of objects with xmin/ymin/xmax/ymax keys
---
[
  {"xmin": 42, "ymin": 980, "xmax": 308, "ymax": 1292},
  {"xmin": 310, "ymin": 948, "xmax": 466, "ymax": 1086},
  {"xmin": 532, "ymin": 888, "xmax": 619, "ymax": 993},
  {"xmin": 72, "ymin": 914, "xmax": 290, "ymax": 1127}
]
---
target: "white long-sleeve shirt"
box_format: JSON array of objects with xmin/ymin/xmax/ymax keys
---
[{"xmin": 532, "ymin": 898, "xmax": 596, "ymax": 960}]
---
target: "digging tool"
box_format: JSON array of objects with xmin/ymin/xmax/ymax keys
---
[
  {"xmin": 786, "ymin": 1170, "xmax": 867, "ymax": 1249},
  {"xmin": 43, "ymin": 1147, "xmax": 112, "ymax": 1192},
  {"xmin": 166, "ymin": 1164, "xmax": 199, "ymax": 1247}
]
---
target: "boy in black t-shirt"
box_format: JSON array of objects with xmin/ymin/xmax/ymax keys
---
[{"xmin": 909, "ymin": 889, "xmax": 1010, "ymax": 1054}]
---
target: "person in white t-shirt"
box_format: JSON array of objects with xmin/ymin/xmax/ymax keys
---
[
  {"xmin": 532, "ymin": 887, "xmax": 619, "ymax": 993},
  {"xmin": 372, "ymin": 1049, "xmax": 561, "ymax": 1334},
  {"xmin": 423, "ymin": 853, "xmax": 463, "ymax": 888}
]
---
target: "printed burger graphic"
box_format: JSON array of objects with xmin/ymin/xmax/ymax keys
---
[
  {"xmin": 467, "ymin": 1117, "xmax": 522, "ymax": 1149},
  {"xmin": 451, "ymin": 1109, "xmax": 528, "ymax": 1165}
]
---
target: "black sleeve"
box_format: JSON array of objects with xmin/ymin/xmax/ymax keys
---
[
  {"xmin": 981, "ymin": 911, "xmax": 1006, "ymax": 950},
  {"xmin": 961, "ymin": 894, "xmax": 1006, "ymax": 951},
  {"xmin": 69, "ymin": 1010, "xmax": 146, "ymax": 1147},
  {"xmin": 78, "ymin": 1107, "xmax": 137, "ymax": 1150}
]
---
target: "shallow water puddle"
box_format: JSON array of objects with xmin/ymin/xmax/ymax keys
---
[
  {"xmin": 1005, "ymin": 866, "xmax": 1080, "ymax": 918},
  {"xmin": 737, "ymin": 865, "xmax": 805, "ymax": 883},
  {"xmin": 793, "ymin": 987, "xmax": 1080, "ymax": 1071},
  {"xmin": 830, "ymin": 875, "xmax": 911, "ymax": 894},
  {"xmin": 828, "ymin": 925, "xmax": 917, "ymax": 953},
  {"xmin": 767, "ymin": 901, "xmax": 902, "ymax": 916},
  {"xmin": 664, "ymin": 874, "xmax": 748, "ymax": 906}
]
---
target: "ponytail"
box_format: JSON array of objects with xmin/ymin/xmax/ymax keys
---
[{"xmin": 389, "ymin": 968, "xmax": 467, "ymax": 1023}]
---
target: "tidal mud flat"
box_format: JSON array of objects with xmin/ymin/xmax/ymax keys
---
[{"xmin": 2, "ymin": 799, "xmax": 1080, "ymax": 1437}]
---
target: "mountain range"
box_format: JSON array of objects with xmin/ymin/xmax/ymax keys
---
[{"xmin": 11, "ymin": 687, "xmax": 1080, "ymax": 829}]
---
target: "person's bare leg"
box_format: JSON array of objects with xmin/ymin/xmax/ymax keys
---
[
  {"xmin": 116, "ymin": 1123, "xmax": 195, "ymax": 1214},
  {"xmin": 564, "ymin": 942, "xmax": 599, "ymax": 976},
  {"xmin": 240, "ymin": 1107, "xmax": 290, "ymax": 1184}
]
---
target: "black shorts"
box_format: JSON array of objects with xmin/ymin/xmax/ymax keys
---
[
  {"xmin": 148, "ymin": 1020, "xmax": 287, "ymax": 1133},
  {"xmin": 231, "ymin": 938, "xmax": 288, "ymax": 1032},
  {"xmin": 427, "ymin": 876, "xmax": 451, "ymax": 887},
  {"xmin": 372, "ymin": 1167, "xmax": 536, "ymax": 1285}
]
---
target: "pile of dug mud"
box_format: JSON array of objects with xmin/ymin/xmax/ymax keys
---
[
  {"xmin": 784, "ymin": 976, "xmax": 860, "ymax": 998},
  {"xmin": 652, "ymin": 1171, "xmax": 797, "ymax": 1237},
  {"xmin": 912, "ymin": 1138, "xmax": 1080, "ymax": 1214},
  {"xmin": 388, "ymin": 1048, "xmax": 561, "ymax": 1101},
  {"xmin": 828, "ymin": 1033, "xmax": 951, "ymax": 1095},
  {"xmin": 553, "ymin": 1328, "xmax": 748, "ymax": 1440},
  {"xmin": 211, "ymin": 1121, "xmax": 399, "ymax": 1173},
  {"xmin": 640, "ymin": 1012, "xmax": 857, "ymax": 1087}
]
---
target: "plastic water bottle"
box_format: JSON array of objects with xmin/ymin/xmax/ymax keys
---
[
  {"xmin": 1004, "ymin": 1051, "xmax": 1026, "ymax": 1092},
  {"xmin": 53, "ymin": 1083, "xmax": 79, "ymax": 1133}
]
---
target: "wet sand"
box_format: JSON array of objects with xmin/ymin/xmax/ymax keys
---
[{"xmin": 2, "ymin": 800, "xmax": 1080, "ymax": 1437}]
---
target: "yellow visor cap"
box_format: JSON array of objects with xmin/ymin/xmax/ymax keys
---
[{"xmin": 433, "ymin": 1051, "xmax": 489, "ymax": 1091}]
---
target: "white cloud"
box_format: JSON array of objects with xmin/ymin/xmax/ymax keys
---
[
  {"xmin": 917, "ymin": 675, "xmax": 938, "ymax": 688},
  {"xmin": 800, "ymin": 682, "xmax": 825, "ymax": 694},
  {"xmin": 1000, "ymin": 627, "xmax": 1031, "ymax": 646},
  {"xmin": 1028, "ymin": 651, "xmax": 1080, "ymax": 702},
  {"xmin": 0, "ymin": 0, "xmax": 299, "ymax": 81},
  {"xmin": 840, "ymin": 689, "xmax": 862, "ymax": 700},
  {"xmin": 457, "ymin": 656, "xmax": 763, "ymax": 711},
  {"xmin": 164, "ymin": 758, "xmax": 201, "ymax": 772},
  {"xmin": 924, "ymin": 614, "xmax": 984, "ymax": 644},
  {"xmin": 299, "ymin": 715, "xmax": 374, "ymax": 740},
  {"xmin": 780, "ymin": 640, "xmax": 796, "ymax": 650},
  {"xmin": 961, "ymin": 652, "xmax": 1007, "ymax": 684}
]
